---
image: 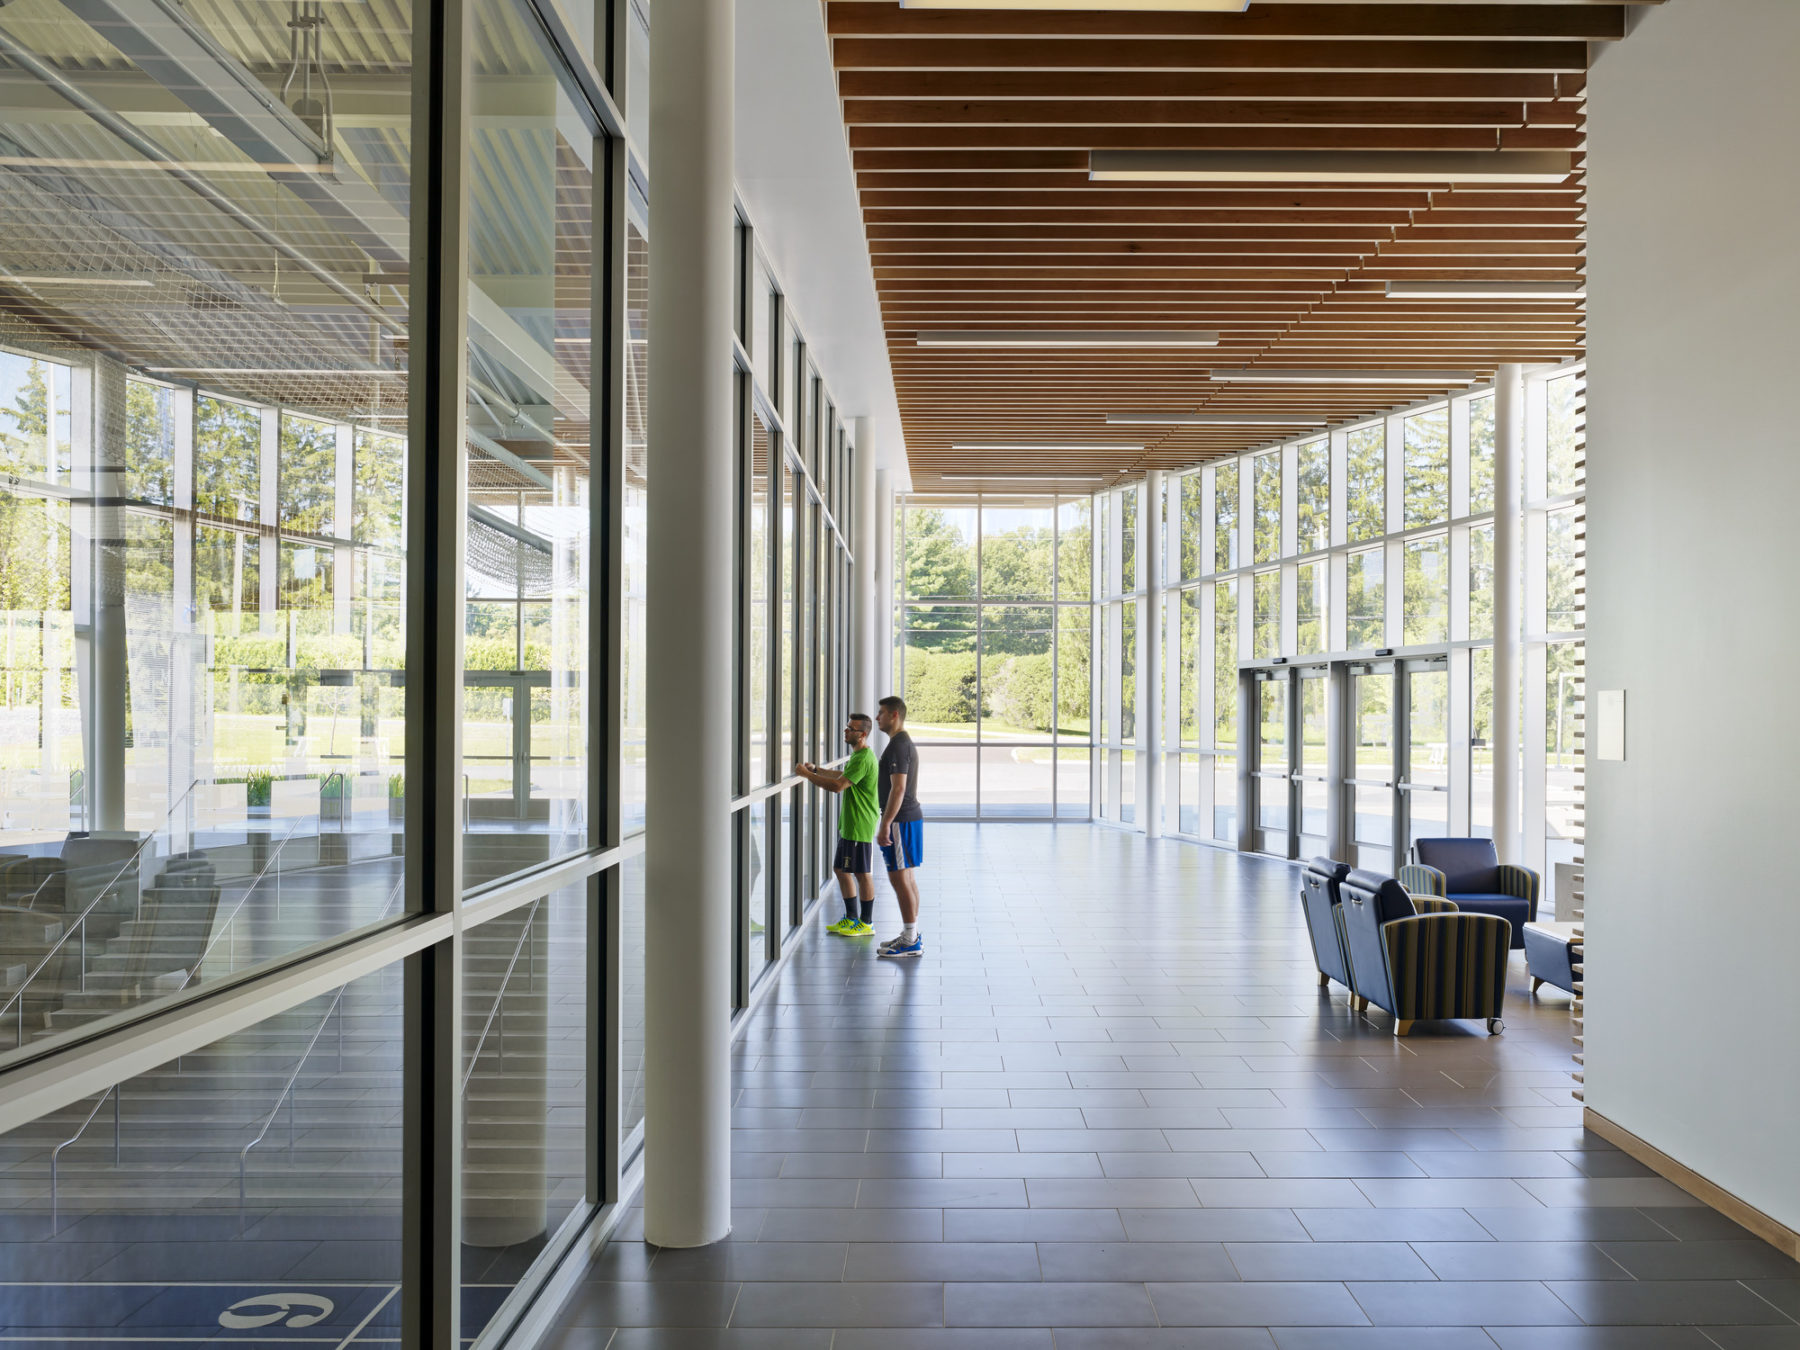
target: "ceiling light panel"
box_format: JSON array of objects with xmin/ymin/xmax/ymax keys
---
[
  {"xmin": 952, "ymin": 441, "xmax": 1145, "ymax": 452},
  {"xmin": 1206, "ymin": 370, "xmax": 1478, "ymax": 385},
  {"xmin": 904, "ymin": 0, "xmax": 1244, "ymax": 9},
  {"xmin": 916, "ymin": 330, "xmax": 1219, "ymax": 348},
  {"xmin": 1089, "ymin": 149, "xmax": 1575, "ymax": 185},
  {"xmin": 1105, "ymin": 413, "xmax": 1330, "ymax": 427},
  {"xmin": 1385, "ymin": 280, "xmax": 1587, "ymax": 301}
]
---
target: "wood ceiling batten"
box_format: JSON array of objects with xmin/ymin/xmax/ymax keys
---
[{"xmin": 826, "ymin": 0, "xmax": 1625, "ymax": 487}]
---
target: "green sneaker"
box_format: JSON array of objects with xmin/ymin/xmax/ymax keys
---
[
  {"xmin": 826, "ymin": 916, "xmax": 855, "ymax": 935},
  {"xmin": 842, "ymin": 920, "xmax": 874, "ymax": 937}
]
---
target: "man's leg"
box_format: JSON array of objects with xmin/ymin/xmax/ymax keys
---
[
  {"xmin": 891, "ymin": 867, "xmax": 919, "ymax": 927},
  {"xmin": 856, "ymin": 870, "xmax": 877, "ymax": 927},
  {"xmin": 829, "ymin": 865, "xmax": 858, "ymax": 931}
]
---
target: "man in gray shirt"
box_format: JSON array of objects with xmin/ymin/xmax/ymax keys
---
[{"xmin": 874, "ymin": 695, "xmax": 925, "ymax": 958}]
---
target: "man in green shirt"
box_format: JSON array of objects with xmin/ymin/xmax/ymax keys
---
[{"xmin": 796, "ymin": 713, "xmax": 881, "ymax": 937}]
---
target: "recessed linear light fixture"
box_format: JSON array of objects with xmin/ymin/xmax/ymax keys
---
[
  {"xmin": 941, "ymin": 475, "xmax": 1106, "ymax": 483},
  {"xmin": 1089, "ymin": 149, "xmax": 1574, "ymax": 185},
  {"xmin": 951, "ymin": 441, "xmax": 1145, "ymax": 452},
  {"xmin": 3, "ymin": 274, "xmax": 154, "ymax": 287},
  {"xmin": 917, "ymin": 330, "xmax": 1219, "ymax": 348},
  {"xmin": 906, "ymin": 0, "xmax": 1240, "ymax": 9},
  {"xmin": 1206, "ymin": 369, "xmax": 1478, "ymax": 386},
  {"xmin": 1106, "ymin": 412, "xmax": 1329, "ymax": 428},
  {"xmin": 1385, "ymin": 280, "xmax": 1587, "ymax": 301}
]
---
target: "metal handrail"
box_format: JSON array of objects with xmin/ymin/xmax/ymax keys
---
[
  {"xmin": 238, "ymin": 871, "xmax": 404, "ymax": 1213},
  {"xmin": 460, "ymin": 897, "xmax": 542, "ymax": 1097},
  {"xmin": 169, "ymin": 807, "xmax": 320, "ymax": 995},
  {"xmin": 49, "ymin": 1082, "xmax": 120, "ymax": 1235},
  {"xmin": 1, "ymin": 777, "xmax": 203, "ymax": 1047}
]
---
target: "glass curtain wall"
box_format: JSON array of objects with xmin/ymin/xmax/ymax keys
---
[
  {"xmin": 0, "ymin": 0, "xmax": 862, "ymax": 1341},
  {"xmin": 894, "ymin": 496, "xmax": 1092, "ymax": 819},
  {"xmin": 1159, "ymin": 365, "xmax": 1585, "ymax": 895}
]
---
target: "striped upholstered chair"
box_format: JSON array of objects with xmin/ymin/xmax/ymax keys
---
[
  {"xmin": 1338, "ymin": 868, "xmax": 1510, "ymax": 1036},
  {"xmin": 1400, "ymin": 837, "xmax": 1540, "ymax": 950}
]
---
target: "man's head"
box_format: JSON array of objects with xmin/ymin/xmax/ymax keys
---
[
  {"xmin": 876, "ymin": 695, "xmax": 906, "ymax": 735},
  {"xmin": 844, "ymin": 713, "xmax": 872, "ymax": 748}
]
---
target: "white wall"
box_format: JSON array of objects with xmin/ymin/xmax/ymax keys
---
[{"xmin": 1586, "ymin": 0, "xmax": 1800, "ymax": 1232}]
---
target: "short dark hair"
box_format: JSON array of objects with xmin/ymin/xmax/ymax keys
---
[
  {"xmin": 878, "ymin": 695, "xmax": 907, "ymax": 718},
  {"xmin": 849, "ymin": 713, "xmax": 872, "ymax": 733}
]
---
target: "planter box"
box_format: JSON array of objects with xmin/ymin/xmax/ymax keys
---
[{"xmin": 389, "ymin": 797, "xmax": 406, "ymax": 822}]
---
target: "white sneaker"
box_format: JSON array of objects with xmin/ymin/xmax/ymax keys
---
[{"xmin": 877, "ymin": 932, "xmax": 908, "ymax": 953}]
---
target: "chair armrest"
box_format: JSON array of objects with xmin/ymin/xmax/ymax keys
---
[
  {"xmin": 1379, "ymin": 913, "xmax": 1511, "ymax": 1022},
  {"xmin": 1411, "ymin": 896, "xmax": 1460, "ymax": 915},
  {"xmin": 1398, "ymin": 863, "xmax": 1446, "ymax": 897},
  {"xmin": 1496, "ymin": 864, "xmax": 1541, "ymax": 921}
]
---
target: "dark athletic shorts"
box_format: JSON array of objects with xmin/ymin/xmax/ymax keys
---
[
  {"xmin": 833, "ymin": 837, "xmax": 874, "ymax": 875},
  {"xmin": 879, "ymin": 820, "xmax": 924, "ymax": 873}
]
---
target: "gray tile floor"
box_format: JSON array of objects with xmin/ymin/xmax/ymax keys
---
[{"xmin": 546, "ymin": 824, "xmax": 1800, "ymax": 1349}]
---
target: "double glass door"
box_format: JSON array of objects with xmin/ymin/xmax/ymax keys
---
[
  {"xmin": 1248, "ymin": 656, "xmax": 1448, "ymax": 868},
  {"xmin": 1249, "ymin": 665, "xmax": 1328, "ymax": 859},
  {"xmin": 1346, "ymin": 656, "xmax": 1448, "ymax": 871}
]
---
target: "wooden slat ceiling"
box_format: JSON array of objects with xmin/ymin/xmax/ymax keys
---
[{"xmin": 827, "ymin": 0, "xmax": 1655, "ymax": 489}]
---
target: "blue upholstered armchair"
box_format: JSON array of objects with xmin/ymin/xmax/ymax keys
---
[
  {"xmin": 1338, "ymin": 868, "xmax": 1510, "ymax": 1036},
  {"xmin": 1399, "ymin": 837, "xmax": 1539, "ymax": 950},
  {"xmin": 1299, "ymin": 858, "xmax": 1353, "ymax": 994}
]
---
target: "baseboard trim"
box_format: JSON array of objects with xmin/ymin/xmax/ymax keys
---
[{"xmin": 1584, "ymin": 1107, "xmax": 1800, "ymax": 1260}]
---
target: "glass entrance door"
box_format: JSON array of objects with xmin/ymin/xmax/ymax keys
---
[
  {"xmin": 1293, "ymin": 668, "xmax": 1330, "ymax": 857},
  {"xmin": 463, "ymin": 672, "xmax": 552, "ymax": 824},
  {"xmin": 1400, "ymin": 658, "xmax": 1450, "ymax": 852},
  {"xmin": 1252, "ymin": 672, "xmax": 1290, "ymax": 856},
  {"xmin": 1346, "ymin": 664, "xmax": 1396, "ymax": 873}
]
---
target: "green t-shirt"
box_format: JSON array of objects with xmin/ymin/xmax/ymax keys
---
[{"xmin": 839, "ymin": 746, "xmax": 879, "ymax": 843}]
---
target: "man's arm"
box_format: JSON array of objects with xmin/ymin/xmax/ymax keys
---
[
  {"xmin": 794, "ymin": 763, "xmax": 849, "ymax": 793},
  {"xmin": 876, "ymin": 772, "xmax": 907, "ymax": 845}
]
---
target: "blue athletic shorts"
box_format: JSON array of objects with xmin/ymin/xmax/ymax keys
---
[{"xmin": 880, "ymin": 820, "xmax": 924, "ymax": 873}]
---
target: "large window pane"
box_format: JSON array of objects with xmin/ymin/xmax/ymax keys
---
[
  {"xmin": 981, "ymin": 610, "xmax": 1053, "ymax": 740},
  {"xmin": 1295, "ymin": 439, "xmax": 1329, "ymax": 553},
  {"xmin": 624, "ymin": 220, "xmax": 649, "ymax": 832},
  {"xmin": 1547, "ymin": 506, "xmax": 1580, "ymax": 630},
  {"xmin": 1469, "ymin": 393, "xmax": 1496, "ymax": 515},
  {"xmin": 1213, "ymin": 753, "xmax": 1238, "ymax": 842},
  {"xmin": 1347, "ymin": 425, "xmax": 1385, "ymax": 542},
  {"xmin": 981, "ymin": 504, "xmax": 1053, "ymax": 601},
  {"xmin": 1121, "ymin": 486, "xmax": 1138, "ymax": 593},
  {"xmin": 1, "ymin": 967, "xmax": 402, "ymax": 1337},
  {"xmin": 1213, "ymin": 580, "xmax": 1238, "ymax": 747},
  {"xmin": 1214, "ymin": 462, "xmax": 1240, "ymax": 572},
  {"xmin": 1348, "ymin": 548, "xmax": 1385, "ymax": 648},
  {"xmin": 1253, "ymin": 570, "xmax": 1280, "ymax": 659},
  {"xmin": 1546, "ymin": 641, "xmax": 1584, "ymax": 878},
  {"xmin": 1403, "ymin": 408, "xmax": 1449, "ymax": 529},
  {"xmin": 1180, "ymin": 473, "xmax": 1205, "ymax": 580},
  {"xmin": 904, "ymin": 507, "xmax": 976, "ymax": 601},
  {"xmin": 460, "ymin": 883, "xmax": 589, "ymax": 1334},
  {"xmin": 1057, "ymin": 621, "xmax": 1091, "ymax": 742},
  {"xmin": 1297, "ymin": 561, "xmax": 1326, "ymax": 655},
  {"xmin": 1471, "ymin": 646, "xmax": 1494, "ymax": 840},
  {"xmin": 748, "ymin": 417, "xmax": 771, "ymax": 785},
  {"xmin": 1470, "ymin": 524, "xmax": 1496, "ymax": 641},
  {"xmin": 1179, "ymin": 589, "xmax": 1201, "ymax": 744},
  {"xmin": 1057, "ymin": 497, "xmax": 1092, "ymax": 601},
  {"xmin": 1120, "ymin": 600, "xmax": 1137, "ymax": 742},
  {"xmin": 0, "ymin": 0, "xmax": 417, "ymax": 1049},
  {"xmin": 621, "ymin": 853, "xmax": 646, "ymax": 1150},
  {"xmin": 1403, "ymin": 535, "xmax": 1449, "ymax": 645},
  {"xmin": 1547, "ymin": 373, "xmax": 1582, "ymax": 496},
  {"xmin": 1252, "ymin": 452, "xmax": 1280, "ymax": 564}
]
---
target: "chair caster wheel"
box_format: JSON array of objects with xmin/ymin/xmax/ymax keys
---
[{"xmin": 1487, "ymin": 1018, "xmax": 1505, "ymax": 1035}]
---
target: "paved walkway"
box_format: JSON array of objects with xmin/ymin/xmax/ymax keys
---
[{"xmin": 549, "ymin": 824, "xmax": 1800, "ymax": 1349}]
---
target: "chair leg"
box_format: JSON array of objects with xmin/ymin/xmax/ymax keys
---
[
  {"xmin": 1531, "ymin": 976, "xmax": 1545, "ymax": 994},
  {"xmin": 1354, "ymin": 995, "xmax": 1369, "ymax": 1013},
  {"xmin": 1318, "ymin": 971, "xmax": 1330, "ymax": 987},
  {"xmin": 1393, "ymin": 1019, "xmax": 1413, "ymax": 1037}
]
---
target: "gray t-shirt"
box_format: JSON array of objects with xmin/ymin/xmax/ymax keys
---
[{"xmin": 878, "ymin": 731, "xmax": 923, "ymax": 824}]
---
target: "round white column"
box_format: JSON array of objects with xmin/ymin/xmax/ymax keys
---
[
  {"xmin": 1492, "ymin": 363, "xmax": 1525, "ymax": 864},
  {"xmin": 1142, "ymin": 471, "xmax": 1164, "ymax": 839},
  {"xmin": 643, "ymin": 0, "xmax": 734, "ymax": 1249}
]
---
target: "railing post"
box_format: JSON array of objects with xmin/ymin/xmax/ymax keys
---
[{"xmin": 113, "ymin": 1085, "xmax": 120, "ymax": 1164}]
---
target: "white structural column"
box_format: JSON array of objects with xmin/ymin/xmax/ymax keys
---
[
  {"xmin": 86, "ymin": 357, "xmax": 128, "ymax": 834},
  {"xmin": 852, "ymin": 417, "xmax": 877, "ymax": 718},
  {"xmin": 874, "ymin": 467, "xmax": 895, "ymax": 719},
  {"xmin": 1141, "ymin": 471, "xmax": 1164, "ymax": 838},
  {"xmin": 644, "ymin": 0, "xmax": 734, "ymax": 1249},
  {"xmin": 1492, "ymin": 363, "xmax": 1525, "ymax": 863}
]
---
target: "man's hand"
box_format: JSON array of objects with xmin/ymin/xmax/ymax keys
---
[
  {"xmin": 794, "ymin": 761, "xmax": 812, "ymax": 776},
  {"xmin": 877, "ymin": 823, "xmax": 891, "ymax": 847}
]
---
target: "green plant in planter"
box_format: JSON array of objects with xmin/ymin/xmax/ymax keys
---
[
  {"xmin": 388, "ymin": 773, "xmax": 405, "ymax": 799},
  {"xmin": 245, "ymin": 769, "xmax": 273, "ymax": 808},
  {"xmin": 319, "ymin": 772, "xmax": 348, "ymax": 800}
]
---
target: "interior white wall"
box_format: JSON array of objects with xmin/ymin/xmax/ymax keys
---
[
  {"xmin": 735, "ymin": 0, "xmax": 909, "ymax": 484},
  {"xmin": 1585, "ymin": 0, "xmax": 1800, "ymax": 1232}
]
